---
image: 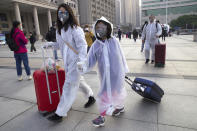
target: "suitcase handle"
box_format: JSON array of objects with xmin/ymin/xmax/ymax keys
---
[
  {"xmin": 41, "ymin": 46, "xmax": 61, "ymax": 104},
  {"xmin": 125, "ymin": 76, "xmax": 144, "ymax": 92},
  {"xmin": 125, "ymin": 76, "xmax": 134, "ymax": 84}
]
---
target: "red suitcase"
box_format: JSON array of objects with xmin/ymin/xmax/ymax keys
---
[
  {"xmin": 33, "ymin": 47, "xmax": 65, "ymax": 113},
  {"xmin": 155, "ymin": 44, "xmax": 166, "ymax": 67},
  {"xmin": 33, "ymin": 69, "xmax": 65, "ymax": 112}
]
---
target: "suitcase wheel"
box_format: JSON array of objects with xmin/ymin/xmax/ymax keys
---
[{"xmin": 155, "ymin": 63, "xmax": 165, "ymax": 67}]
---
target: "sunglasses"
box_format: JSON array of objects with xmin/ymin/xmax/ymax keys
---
[{"xmin": 58, "ymin": 10, "xmax": 69, "ymax": 16}]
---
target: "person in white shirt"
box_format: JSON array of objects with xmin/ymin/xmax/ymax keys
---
[
  {"xmin": 45, "ymin": 3, "xmax": 96, "ymax": 122},
  {"xmin": 142, "ymin": 15, "xmax": 162, "ymax": 64}
]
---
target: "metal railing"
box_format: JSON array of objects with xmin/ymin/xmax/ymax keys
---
[{"xmin": 177, "ymin": 29, "xmax": 197, "ymax": 35}]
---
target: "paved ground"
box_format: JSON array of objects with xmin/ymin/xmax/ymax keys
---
[{"xmin": 0, "ymin": 35, "xmax": 197, "ymax": 131}]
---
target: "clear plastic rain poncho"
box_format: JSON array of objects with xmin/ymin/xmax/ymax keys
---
[{"xmin": 81, "ymin": 17, "xmax": 129, "ymax": 115}]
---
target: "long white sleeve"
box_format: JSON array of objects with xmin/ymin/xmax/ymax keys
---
[{"xmin": 72, "ymin": 27, "xmax": 87, "ymax": 63}]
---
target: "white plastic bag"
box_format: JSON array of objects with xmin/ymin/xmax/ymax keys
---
[{"xmin": 40, "ymin": 58, "xmax": 56, "ymax": 73}]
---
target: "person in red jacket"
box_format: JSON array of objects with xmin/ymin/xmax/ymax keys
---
[{"xmin": 10, "ymin": 21, "xmax": 32, "ymax": 81}]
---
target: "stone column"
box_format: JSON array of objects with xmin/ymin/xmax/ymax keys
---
[
  {"xmin": 14, "ymin": 2, "xmax": 22, "ymax": 30},
  {"xmin": 33, "ymin": 6, "xmax": 41, "ymax": 39},
  {"xmin": 47, "ymin": 9, "xmax": 52, "ymax": 29}
]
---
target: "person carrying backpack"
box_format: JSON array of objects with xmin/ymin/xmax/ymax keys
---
[
  {"xmin": 142, "ymin": 15, "xmax": 162, "ymax": 64},
  {"xmin": 10, "ymin": 21, "xmax": 32, "ymax": 81},
  {"xmin": 29, "ymin": 32, "xmax": 36, "ymax": 52}
]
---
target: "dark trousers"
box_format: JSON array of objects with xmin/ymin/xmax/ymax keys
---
[
  {"xmin": 30, "ymin": 43, "xmax": 36, "ymax": 52},
  {"xmin": 54, "ymin": 50, "xmax": 58, "ymax": 60},
  {"xmin": 118, "ymin": 36, "xmax": 121, "ymax": 41},
  {"xmin": 14, "ymin": 53, "xmax": 31, "ymax": 76},
  {"xmin": 162, "ymin": 35, "xmax": 165, "ymax": 41}
]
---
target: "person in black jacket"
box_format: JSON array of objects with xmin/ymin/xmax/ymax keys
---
[
  {"xmin": 118, "ymin": 29, "xmax": 122, "ymax": 41},
  {"xmin": 133, "ymin": 29, "xmax": 138, "ymax": 42},
  {"xmin": 29, "ymin": 32, "xmax": 36, "ymax": 52},
  {"xmin": 46, "ymin": 26, "xmax": 58, "ymax": 60}
]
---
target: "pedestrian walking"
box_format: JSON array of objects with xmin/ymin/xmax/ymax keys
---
[
  {"xmin": 46, "ymin": 25, "xmax": 59, "ymax": 60},
  {"xmin": 77, "ymin": 17, "xmax": 129, "ymax": 127},
  {"xmin": 29, "ymin": 32, "xmax": 36, "ymax": 52},
  {"xmin": 161, "ymin": 25, "xmax": 167, "ymax": 41},
  {"xmin": 142, "ymin": 15, "xmax": 162, "ymax": 64},
  {"xmin": 44, "ymin": 3, "xmax": 96, "ymax": 122},
  {"xmin": 118, "ymin": 29, "xmax": 122, "ymax": 41},
  {"xmin": 141, "ymin": 21, "xmax": 148, "ymax": 52},
  {"xmin": 10, "ymin": 21, "xmax": 32, "ymax": 81},
  {"xmin": 133, "ymin": 29, "xmax": 138, "ymax": 42}
]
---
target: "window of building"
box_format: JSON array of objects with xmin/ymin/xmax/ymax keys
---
[
  {"xmin": 1, "ymin": 23, "xmax": 9, "ymax": 28},
  {"xmin": 142, "ymin": 4, "xmax": 197, "ymax": 17},
  {"xmin": 0, "ymin": 13, "xmax": 7, "ymax": 22},
  {"xmin": 93, "ymin": 16, "xmax": 97, "ymax": 21}
]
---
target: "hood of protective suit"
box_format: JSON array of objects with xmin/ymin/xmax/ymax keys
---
[{"xmin": 93, "ymin": 16, "xmax": 113, "ymax": 39}]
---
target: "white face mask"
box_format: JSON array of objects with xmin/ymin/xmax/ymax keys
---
[
  {"xmin": 95, "ymin": 23, "xmax": 107, "ymax": 38},
  {"xmin": 84, "ymin": 28, "xmax": 89, "ymax": 31}
]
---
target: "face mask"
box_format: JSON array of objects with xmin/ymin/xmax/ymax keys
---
[
  {"xmin": 95, "ymin": 23, "xmax": 107, "ymax": 38},
  {"xmin": 84, "ymin": 28, "xmax": 89, "ymax": 32},
  {"xmin": 58, "ymin": 10, "xmax": 69, "ymax": 24}
]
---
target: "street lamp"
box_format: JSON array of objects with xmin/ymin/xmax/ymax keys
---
[{"xmin": 165, "ymin": 0, "xmax": 168, "ymax": 24}]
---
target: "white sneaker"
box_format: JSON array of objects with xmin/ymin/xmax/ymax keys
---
[
  {"xmin": 18, "ymin": 76, "xmax": 23, "ymax": 81},
  {"xmin": 28, "ymin": 75, "xmax": 32, "ymax": 80}
]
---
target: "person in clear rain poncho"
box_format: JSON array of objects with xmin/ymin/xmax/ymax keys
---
[{"xmin": 77, "ymin": 16, "xmax": 129, "ymax": 127}]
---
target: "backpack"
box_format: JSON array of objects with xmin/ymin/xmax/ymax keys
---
[
  {"xmin": 7, "ymin": 32, "xmax": 20, "ymax": 51},
  {"xmin": 45, "ymin": 31, "xmax": 51, "ymax": 42},
  {"xmin": 46, "ymin": 27, "xmax": 56, "ymax": 42},
  {"xmin": 144, "ymin": 21, "xmax": 160, "ymax": 31},
  {"xmin": 30, "ymin": 35, "xmax": 36, "ymax": 44}
]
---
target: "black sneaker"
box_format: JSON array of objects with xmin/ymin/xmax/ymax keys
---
[
  {"xmin": 145, "ymin": 59, "xmax": 149, "ymax": 64},
  {"xmin": 47, "ymin": 113, "xmax": 63, "ymax": 122},
  {"xmin": 84, "ymin": 96, "xmax": 96, "ymax": 108},
  {"xmin": 151, "ymin": 60, "xmax": 154, "ymax": 64},
  {"xmin": 92, "ymin": 116, "xmax": 105, "ymax": 127},
  {"xmin": 112, "ymin": 107, "xmax": 125, "ymax": 116}
]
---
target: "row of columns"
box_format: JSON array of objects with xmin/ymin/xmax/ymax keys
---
[{"xmin": 14, "ymin": 2, "xmax": 53, "ymax": 39}]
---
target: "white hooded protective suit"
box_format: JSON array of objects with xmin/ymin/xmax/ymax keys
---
[
  {"xmin": 142, "ymin": 21, "xmax": 162, "ymax": 60},
  {"xmin": 80, "ymin": 17, "xmax": 129, "ymax": 115},
  {"xmin": 47, "ymin": 26, "xmax": 94, "ymax": 117}
]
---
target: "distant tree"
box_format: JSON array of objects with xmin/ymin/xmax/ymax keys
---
[{"xmin": 170, "ymin": 15, "xmax": 197, "ymax": 29}]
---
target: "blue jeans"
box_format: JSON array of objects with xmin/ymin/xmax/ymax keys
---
[
  {"xmin": 54, "ymin": 50, "xmax": 58, "ymax": 60},
  {"xmin": 14, "ymin": 53, "xmax": 31, "ymax": 76}
]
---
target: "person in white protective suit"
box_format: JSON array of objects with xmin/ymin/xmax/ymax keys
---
[
  {"xmin": 77, "ymin": 17, "xmax": 129, "ymax": 127},
  {"xmin": 142, "ymin": 15, "xmax": 162, "ymax": 64},
  {"xmin": 45, "ymin": 3, "xmax": 96, "ymax": 122}
]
